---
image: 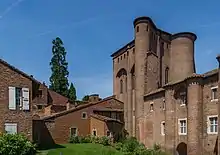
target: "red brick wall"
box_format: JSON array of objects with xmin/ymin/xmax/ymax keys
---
[{"xmin": 0, "ymin": 62, "xmax": 34, "ymax": 140}]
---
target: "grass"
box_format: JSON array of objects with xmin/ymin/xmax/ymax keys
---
[{"xmin": 38, "ymin": 143, "xmax": 123, "ymax": 155}]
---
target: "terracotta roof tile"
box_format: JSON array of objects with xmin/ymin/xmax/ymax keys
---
[
  {"xmin": 90, "ymin": 114, "xmax": 123, "ymax": 124},
  {"xmin": 48, "ymin": 90, "xmax": 69, "ymax": 106}
]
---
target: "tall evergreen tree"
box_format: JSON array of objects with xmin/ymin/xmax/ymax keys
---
[
  {"xmin": 68, "ymin": 83, "xmax": 77, "ymax": 102},
  {"xmin": 49, "ymin": 37, "xmax": 69, "ymax": 97}
]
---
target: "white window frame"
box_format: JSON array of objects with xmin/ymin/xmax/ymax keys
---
[
  {"xmin": 5, "ymin": 123, "xmax": 18, "ymax": 134},
  {"xmin": 150, "ymin": 102, "xmax": 154, "ymax": 112},
  {"xmin": 178, "ymin": 118, "xmax": 187, "ymax": 135},
  {"xmin": 207, "ymin": 115, "xmax": 218, "ymax": 134},
  {"xmin": 211, "ymin": 86, "xmax": 218, "ymax": 102},
  {"xmin": 161, "ymin": 121, "xmax": 165, "ymax": 136},
  {"xmin": 70, "ymin": 127, "xmax": 78, "ymax": 137}
]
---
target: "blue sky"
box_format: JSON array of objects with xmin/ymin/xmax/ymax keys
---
[{"xmin": 0, "ymin": 0, "xmax": 220, "ymax": 99}]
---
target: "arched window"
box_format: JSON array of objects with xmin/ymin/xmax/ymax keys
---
[
  {"xmin": 165, "ymin": 67, "xmax": 169, "ymax": 84},
  {"xmin": 120, "ymin": 79, "xmax": 123, "ymax": 94}
]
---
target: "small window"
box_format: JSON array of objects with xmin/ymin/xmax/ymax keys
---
[
  {"xmin": 167, "ymin": 43, "xmax": 169, "ymax": 49},
  {"xmin": 37, "ymin": 90, "xmax": 43, "ymax": 98},
  {"xmin": 180, "ymin": 92, "xmax": 186, "ymax": 106},
  {"xmin": 82, "ymin": 112, "xmax": 87, "ymax": 119},
  {"xmin": 133, "ymin": 48, "xmax": 135, "ymax": 54},
  {"xmin": 92, "ymin": 129, "xmax": 97, "ymax": 136},
  {"xmin": 37, "ymin": 105, "xmax": 43, "ymax": 109},
  {"xmin": 124, "ymin": 54, "xmax": 126, "ymax": 58},
  {"xmin": 111, "ymin": 112, "xmax": 117, "ymax": 119},
  {"xmin": 127, "ymin": 51, "xmax": 129, "ymax": 57},
  {"xmin": 146, "ymin": 25, "xmax": 148, "ymax": 31},
  {"xmin": 162, "ymin": 99, "xmax": 165, "ymax": 110},
  {"xmin": 150, "ymin": 103, "xmax": 154, "ymax": 112},
  {"xmin": 118, "ymin": 58, "xmax": 119, "ymax": 63},
  {"xmin": 120, "ymin": 79, "xmax": 123, "ymax": 94},
  {"xmin": 211, "ymin": 86, "xmax": 218, "ymax": 101},
  {"xmin": 165, "ymin": 67, "xmax": 169, "ymax": 84},
  {"xmin": 207, "ymin": 116, "xmax": 218, "ymax": 134},
  {"xmin": 178, "ymin": 119, "xmax": 187, "ymax": 135},
  {"xmin": 107, "ymin": 131, "xmax": 110, "ymax": 137},
  {"xmin": 70, "ymin": 127, "xmax": 77, "ymax": 137},
  {"xmin": 5, "ymin": 123, "xmax": 17, "ymax": 134},
  {"xmin": 161, "ymin": 121, "xmax": 165, "ymax": 136},
  {"xmin": 136, "ymin": 26, "xmax": 139, "ymax": 32}
]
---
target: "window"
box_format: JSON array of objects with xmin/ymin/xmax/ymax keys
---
[
  {"xmin": 150, "ymin": 103, "xmax": 154, "ymax": 112},
  {"xmin": 118, "ymin": 58, "xmax": 119, "ymax": 63},
  {"xmin": 180, "ymin": 92, "xmax": 186, "ymax": 106},
  {"xmin": 37, "ymin": 90, "xmax": 43, "ymax": 98},
  {"xmin": 111, "ymin": 112, "xmax": 117, "ymax": 119},
  {"xmin": 207, "ymin": 116, "xmax": 218, "ymax": 134},
  {"xmin": 125, "ymin": 77, "xmax": 127, "ymax": 92},
  {"xmin": 162, "ymin": 99, "xmax": 165, "ymax": 110},
  {"xmin": 70, "ymin": 127, "xmax": 77, "ymax": 137},
  {"xmin": 9, "ymin": 87, "xmax": 30, "ymax": 110},
  {"xmin": 120, "ymin": 79, "xmax": 123, "ymax": 94},
  {"xmin": 5, "ymin": 123, "xmax": 17, "ymax": 134},
  {"xmin": 82, "ymin": 112, "xmax": 87, "ymax": 119},
  {"xmin": 92, "ymin": 129, "xmax": 97, "ymax": 136},
  {"xmin": 124, "ymin": 54, "xmax": 126, "ymax": 58},
  {"xmin": 211, "ymin": 86, "xmax": 218, "ymax": 101},
  {"xmin": 178, "ymin": 118, "xmax": 187, "ymax": 135},
  {"xmin": 161, "ymin": 121, "xmax": 165, "ymax": 136},
  {"xmin": 133, "ymin": 48, "xmax": 135, "ymax": 54},
  {"xmin": 165, "ymin": 67, "xmax": 169, "ymax": 84},
  {"xmin": 146, "ymin": 25, "xmax": 148, "ymax": 31},
  {"xmin": 121, "ymin": 56, "xmax": 122, "ymax": 60},
  {"xmin": 136, "ymin": 26, "xmax": 139, "ymax": 32},
  {"xmin": 132, "ymin": 74, "xmax": 135, "ymax": 90},
  {"xmin": 37, "ymin": 105, "xmax": 43, "ymax": 109}
]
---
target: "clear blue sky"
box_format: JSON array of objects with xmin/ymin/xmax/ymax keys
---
[{"xmin": 0, "ymin": 0, "xmax": 220, "ymax": 99}]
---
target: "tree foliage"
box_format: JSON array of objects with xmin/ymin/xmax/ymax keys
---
[
  {"xmin": 82, "ymin": 95, "xmax": 90, "ymax": 101},
  {"xmin": 68, "ymin": 83, "xmax": 77, "ymax": 102},
  {"xmin": 0, "ymin": 133, "xmax": 36, "ymax": 155},
  {"xmin": 49, "ymin": 37, "xmax": 69, "ymax": 97}
]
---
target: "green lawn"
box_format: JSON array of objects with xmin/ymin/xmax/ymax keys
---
[{"xmin": 38, "ymin": 143, "xmax": 123, "ymax": 155}]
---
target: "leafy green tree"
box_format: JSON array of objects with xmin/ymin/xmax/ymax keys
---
[
  {"xmin": 68, "ymin": 82, "xmax": 77, "ymax": 102},
  {"xmin": 82, "ymin": 95, "xmax": 89, "ymax": 101},
  {"xmin": 49, "ymin": 37, "xmax": 69, "ymax": 97}
]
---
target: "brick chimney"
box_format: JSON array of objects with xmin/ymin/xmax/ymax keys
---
[{"xmin": 89, "ymin": 94, "xmax": 100, "ymax": 102}]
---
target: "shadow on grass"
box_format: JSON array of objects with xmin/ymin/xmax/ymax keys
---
[{"xmin": 37, "ymin": 143, "xmax": 66, "ymax": 151}]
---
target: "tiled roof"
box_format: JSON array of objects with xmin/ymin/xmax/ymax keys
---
[
  {"xmin": 48, "ymin": 90, "xmax": 69, "ymax": 106},
  {"xmin": 93, "ymin": 108, "xmax": 123, "ymax": 112},
  {"xmin": 37, "ymin": 96, "xmax": 121, "ymax": 120},
  {"xmin": 90, "ymin": 114, "xmax": 123, "ymax": 124}
]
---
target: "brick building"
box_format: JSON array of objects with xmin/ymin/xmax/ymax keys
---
[
  {"xmin": 0, "ymin": 58, "xmax": 72, "ymax": 139},
  {"xmin": 0, "ymin": 58, "xmax": 125, "ymax": 147},
  {"xmin": 111, "ymin": 16, "xmax": 220, "ymax": 155},
  {"xmin": 33, "ymin": 95, "xmax": 124, "ymax": 146}
]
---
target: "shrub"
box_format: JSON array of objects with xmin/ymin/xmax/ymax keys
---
[
  {"xmin": 68, "ymin": 136, "xmax": 80, "ymax": 143},
  {"xmin": 121, "ymin": 137, "xmax": 140, "ymax": 153},
  {"xmin": 0, "ymin": 133, "xmax": 36, "ymax": 155},
  {"xmin": 80, "ymin": 135, "xmax": 91, "ymax": 143},
  {"xmin": 98, "ymin": 136, "xmax": 111, "ymax": 146},
  {"xmin": 114, "ymin": 142, "xmax": 123, "ymax": 151}
]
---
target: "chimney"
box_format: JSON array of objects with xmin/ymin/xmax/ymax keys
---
[{"xmin": 89, "ymin": 94, "xmax": 100, "ymax": 102}]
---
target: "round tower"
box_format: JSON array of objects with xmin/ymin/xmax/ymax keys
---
[
  {"xmin": 133, "ymin": 16, "xmax": 152, "ymax": 138},
  {"xmin": 170, "ymin": 32, "xmax": 197, "ymax": 82}
]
